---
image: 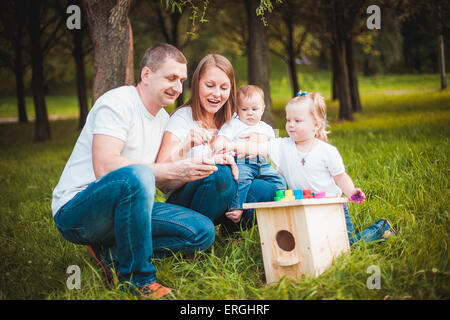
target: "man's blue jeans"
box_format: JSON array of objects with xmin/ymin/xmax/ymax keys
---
[
  {"xmin": 344, "ymin": 204, "xmax": 390, "ymax": 246},
  {"xmin": 232, "ymin": 156, "xmax": 286, "ymax": 209},
  {"xmin": 53, "ymin": 164, "xmax": 215, "ymax": 288}
]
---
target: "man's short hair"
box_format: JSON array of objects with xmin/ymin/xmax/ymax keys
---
[{"xmin": 138, "ymin": 43, "xmax": 187, "ymax": 82}]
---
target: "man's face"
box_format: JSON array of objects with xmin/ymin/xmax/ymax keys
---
[{"xmin": 143, "ymin": 58, "xmax": 187, "ymax": 108}]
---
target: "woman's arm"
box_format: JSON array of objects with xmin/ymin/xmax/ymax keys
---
[
  {"xmin": 156, "ymin": 131, "xmax": 188, "ymax": 163},
  {"xmin": 156, "ymin": 129, "xmax": 212, "ymax": 163}
]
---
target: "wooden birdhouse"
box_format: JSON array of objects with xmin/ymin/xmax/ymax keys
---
[{"xmin": 243, "ymin": 197, "xmax": 350, "ymax": 284}]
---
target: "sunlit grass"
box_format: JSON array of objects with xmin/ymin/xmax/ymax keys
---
[{"xmin": 0, "ymin": 73, "xmax": 449, "ymax": 300}]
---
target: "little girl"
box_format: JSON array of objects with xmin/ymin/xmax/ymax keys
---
[{"xmin": 227, "ymin": 92, "xmax": 396, "ymax": 245}]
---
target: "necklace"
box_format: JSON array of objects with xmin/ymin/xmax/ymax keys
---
[{"xmin": 297, "ymin": 139, "xmax": 316, "ymax": 166}]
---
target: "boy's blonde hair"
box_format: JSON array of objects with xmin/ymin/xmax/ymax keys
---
[
  {"xmin": 287, "ymin": 92, "xmax": 329, "ymax": 142},
  {"xmin": 237, "ymin": 85, "xmax": 265, "ymax": 108}
]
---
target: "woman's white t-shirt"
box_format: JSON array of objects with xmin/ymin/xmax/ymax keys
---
[
  {"xmin": 164, "ymin": 106, "xmax": 214, "ymax": 159},
  {"xmin": 268, "ymin": 137, "xmax": 345, "ymax": 196},
  {"xmin": 51, "ymin": 86, "xmax": 169, "ymax": 216}
]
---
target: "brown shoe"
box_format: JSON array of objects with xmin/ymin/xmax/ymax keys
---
[{"xmin": 138, "ymin": 282, "xmax": 174, "ymax": 300}]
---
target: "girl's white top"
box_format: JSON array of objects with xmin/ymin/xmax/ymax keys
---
[{"xmin": 268, "ymin": 137, "xmax": 345, "ymax": 196}]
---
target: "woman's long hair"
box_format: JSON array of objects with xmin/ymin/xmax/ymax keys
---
[{"xmin": 176, "ymin": 54, "xmax": 237, "ymax": 129}]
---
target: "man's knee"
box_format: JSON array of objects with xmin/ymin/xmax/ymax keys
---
[
  {"xmin": 121, "ymin": 164, "xmax": 156, "ymax": 197},
  {"xmin": 190, "ymin": 216, "xmax": 216, "ymax": 251}
]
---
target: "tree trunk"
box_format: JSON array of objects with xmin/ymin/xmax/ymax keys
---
[
  {"xmin": 28, "ymin": 0, "xmax": 51, "ymax": 141},
  {"xmin": 334, "ymin": 42, "xmax": 353, "ymax": 120},
  {"xmin": 439, "ymin": 34, "xmax": 447, "ymax": 90},
  {"xmin": 318, "ymin": 45, "xmax": 328, "ymax": 70},
  {"xmin": 330, "ymin": 43, "xmax": 339, "ymax": 101},
  {"xmin": 72, "ymin": 28, "xmax": 89, "ymax": 130},
  {"xmin": 288, "ymin": 55, "xmax": 299, "ymax": 97},
  {"xmin": 83, "ymin": 0, "xmax": 133, "ymax": 104},
  {"xmin": 287, "ymin": 20, "xmax": 299, "ymax": 96},
  {"xmin": 12, "ymin": 2, "xmax": 28, "ymax": 123},
  {"xmin": 245, "ymin": 0, "xmax": 273, "ymax": 125},
  {"xmin": 14, "ymin": 30, "xmax": 27, "ymax": 123},
  {"xmin": 363, "ymin": 54, "xmax": 375, "ymax": 76},
  {"xmin": 345, "ymin": 36, "xmax": 362, "ymax": 112},
  {"xmin": 125, "ymin": 19, "xmax": 134, "ymax": 86}
]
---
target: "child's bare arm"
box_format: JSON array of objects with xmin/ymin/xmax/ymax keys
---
[
  {"xmin": 231, "ymin": 140, "xmax": 269, "ymax": 158},
  {"xmin": 333, "ymin": 172, "xmax": 365, "ymax": 203}
]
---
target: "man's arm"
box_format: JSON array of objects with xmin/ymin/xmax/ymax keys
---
[
  {"xmin": 92, "ymin": 134, "xmax": 218, "ymax": 193},
  {"xmin": 92, "ymin": 134, "xmax": 136, "ymax": 178}
]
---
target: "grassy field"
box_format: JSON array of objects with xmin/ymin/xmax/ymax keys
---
[{"xmin": 0, "ymin": 72, "xmax": 449, "ymax": 300}]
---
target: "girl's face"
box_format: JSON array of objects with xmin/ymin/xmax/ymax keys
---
[
  {"xmin": 198, "ymin": 66, "xmax": 231, "ymax": 116},
  {"xmin": 285, "ymin": 101, "xmax": 320, "ymax": 143}
]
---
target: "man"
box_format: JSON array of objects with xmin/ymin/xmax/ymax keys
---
[{"xmin": 52, "ymin": 44, "xmax": 225, "ymax": 299}]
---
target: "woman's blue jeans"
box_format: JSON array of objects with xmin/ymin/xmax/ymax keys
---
[
  {"xmin": 167, "ymin": 164, "xmax": 278, "ymax": 234},
  {"xmin": 53, "ymin": 164, "xmax": 216, "ymax": 288},
  {"xmin": 344, "ymin": 204, "xmax": 390, "ymax": 246},
  {"xmin": 166, "ymin": 165, "xmax": 238, "ymax": 223}
]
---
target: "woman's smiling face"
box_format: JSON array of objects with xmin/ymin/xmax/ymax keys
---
[{"xmin": 198, "ymin": 66, "xmax": 231, "ymax": 115}]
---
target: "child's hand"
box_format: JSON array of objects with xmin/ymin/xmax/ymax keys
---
[
  {"xmin": 350, "ymin": 188, "xmax": 365, "ymax": 203},
  {"xmin": 226, "ymin": 209, "xmax": 243, "ymax": 223},
  {"xmin": 214, "ymin": 153, "xmax": 239, "ymax": 180},
  {"xmin": 184, "ymin": 128, "xmax": 212, "ymax": 150}
]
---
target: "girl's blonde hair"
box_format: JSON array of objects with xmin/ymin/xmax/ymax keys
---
[{"xmin": 287, "ymin": 91, "xmax": 329, "ymax": 142}]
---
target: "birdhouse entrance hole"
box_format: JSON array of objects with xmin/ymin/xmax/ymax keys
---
[{"xmin": 276, "ymin": 230, "xmax": 295, "ymax": 251}]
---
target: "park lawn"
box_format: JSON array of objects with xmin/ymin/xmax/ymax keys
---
[{"xmin": 0, "ymin": 75, "xmax": 449, "ymax": 300}]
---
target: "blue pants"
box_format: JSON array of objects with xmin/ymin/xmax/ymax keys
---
[
  {"xmin": 344, "ymin": 204, "xmax": 390, "ymax": 246},
  {"xmin": 231, "ymin": 157, "xmax": 286, "ymax": 210},
  {"xmin": 54, "ymin": 164, "xmax": 215, "ymax": 288}
]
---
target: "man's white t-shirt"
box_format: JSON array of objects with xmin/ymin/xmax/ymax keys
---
[
  {"xmin": 164, "ymin": 106, "xmax": 213, "ymax": 159},
  {"xmin": 51, "ymin": 86, "xmax": 169, "ymax": 216},
  {"xmin": 217, "ymin": 117, "xmax": 275, "ymax": 141},
  {"xmin": 268, "ymin": 137, "xmax": 345, "ymax": 196}
]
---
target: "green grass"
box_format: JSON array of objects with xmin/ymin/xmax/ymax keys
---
[{"xmin": 0, "ymin": 73, "xmax": 449, "ymax": 300}]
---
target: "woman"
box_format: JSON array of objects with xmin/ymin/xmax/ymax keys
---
[{"xmin": 156, "ymin": 54, "xmax": 277, "ymax": 233}]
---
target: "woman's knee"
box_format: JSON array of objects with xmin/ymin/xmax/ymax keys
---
[{"xmin": 213, "ymin": 165, "xmax": 237, "ymax": 197}]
